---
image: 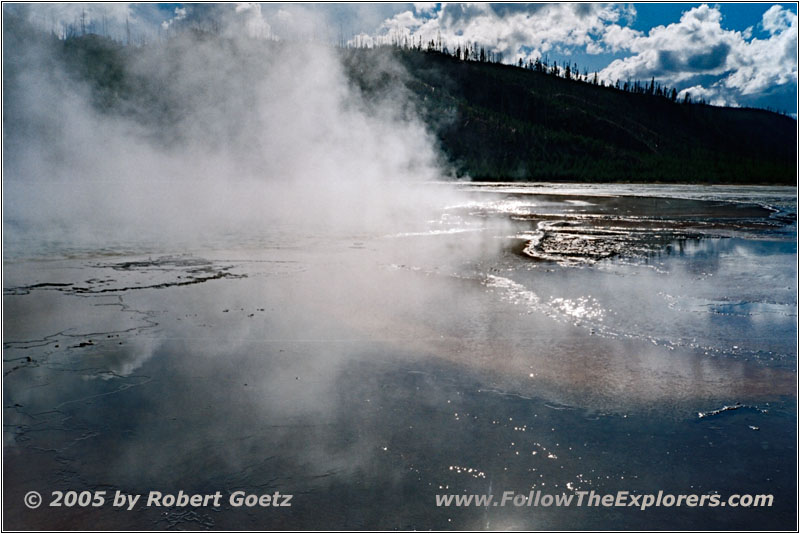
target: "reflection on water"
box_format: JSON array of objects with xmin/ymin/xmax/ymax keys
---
[{"xmin": 4, "ymin": 184, "xmax": 796, "ymax": 529}]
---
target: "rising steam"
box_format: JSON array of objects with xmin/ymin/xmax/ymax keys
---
[{"xmin": 3, "ymin": 7, "xmax": 459, "ymax": 256}]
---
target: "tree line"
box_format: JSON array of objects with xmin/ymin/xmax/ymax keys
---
[
  {"xmin": 36, "ymin": 13, "xmax": 791, "ymax": 114},
  {"xmin": 356, "ymin": 32, "xmax": 709, "ymax": 106}
]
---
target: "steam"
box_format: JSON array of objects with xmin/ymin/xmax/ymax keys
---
[{"xmin": 3, "ymin": 10, "xmax": 460, "ymax": 256}]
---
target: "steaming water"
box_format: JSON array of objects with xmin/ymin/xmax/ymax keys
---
[{"xmin": 3, "ymin": 183, "xmax": 796, "ymax": 530}]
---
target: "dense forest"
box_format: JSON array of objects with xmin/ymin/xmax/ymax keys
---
[{"xmin": 5, "ymin": 15, "xmax": 797, "ymax": 184}]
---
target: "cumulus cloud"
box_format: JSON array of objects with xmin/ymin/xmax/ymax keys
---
[
  {"xmin": 598, "ymin": 4, "xmax": 797, "ymax": 106},
  {"xmin": 232, "ymin": 3, "xmax": 272, "ymax": 39},
  {"xmin": 723, "ymin": 6, "xmax": 797, "ymax": 95},
  {"xmin": 355, "ymin": 3, "xmax": 636, "ymax": 63},
  {"xmin": 599, "ymin": 5, "xmax": 740, "ymax": 82},
  {"xmin": 762, "ymin": 4, "xmax": 795, "ymax": 34},
  {"xmin": 676, "ymin": 84, "xmax": 729, "ymax": 107},
  {"xmin": 8, "ymin": 3, "xmax": 796, "ymax": 111},
  {"xmin": 355, "ymin": 2, "xmax": 795, "ymax": 110},
  {"xmin": 161, "ymin": 7, "xmax": 187, "ymax": 31},
  {"xmin": 602, "ymin": 23, "xmax": 643, "ymax": 53}
]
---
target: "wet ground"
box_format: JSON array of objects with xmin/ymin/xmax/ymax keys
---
[{"xmin": 3, "ymin": 183, "xmax": 797, "ymax": 530}]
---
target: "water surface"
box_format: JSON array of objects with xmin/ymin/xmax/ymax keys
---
[{"xmin": 4, "ymin": 183, "xmax": 796, "ymax": 530}]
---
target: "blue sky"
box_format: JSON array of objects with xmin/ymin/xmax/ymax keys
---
[
  {"xmin": 343, "ymin": 2, "xmax": 798, "ymax": 113},
  {"xmin": 10, "ymin": 3, "xmax": 799, "ymax": 114}
]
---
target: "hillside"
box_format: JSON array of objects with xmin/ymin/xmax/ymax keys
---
[
  {"xmin": 4, "ymin": 19, "xmax": 797, "ymax": 184},
  {"xmin": 344, "ymin": 47, "xmax": 797, "ymax": 184}
]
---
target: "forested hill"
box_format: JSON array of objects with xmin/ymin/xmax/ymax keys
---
[
  {"xmin": 344, "ymin": 48, "xmax": 797, "ymax": 184},
  {"xmin": 5, "ymin": 17, "xmax": 797, "ymax": 184}
]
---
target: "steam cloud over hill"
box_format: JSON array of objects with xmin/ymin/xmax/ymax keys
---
[{"xmin": 4, "ymin": 11, "xmax": 456, "ymax": 253}]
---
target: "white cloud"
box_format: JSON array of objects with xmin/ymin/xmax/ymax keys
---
[
  {"xmin": 161, "ymin": 7, "xmax": 187, "ymax": 31},
  {"xmin": 358, "ymin": 3, "xmax": 636, "ymax": 63},
  {"xmin": 678, "ymin": 84, "xmax": 735, "ymax": 107},
  {"xmin": 380, "ymin": 10, "xmax": 424, "ymax": 38},
  {"xmin": 598, "ymin": 4, "xmax": 797, "ymax": 105},
  {"xmin": 413, "ymin": 3, "xmax": 439, "ymax": 15},
  {"xmin": 233, "ymin": 3, "xmax": 271, "ymax": 39},
  {"xmin": 11, "ymin": 2, "xmax": 796, "ymax": 111},
  {"xmin": 762, "ymin": 4, "xmax": 794, "ymax": 34},
  {"xmin": 602, "ymin": 23, "xmax": 643, "ymax": 53},
  {"xmin": 599, "ymin": 5, "xmax": 740, "ymax": 82},
  {"xmin": 357, "ymin": 2, "xmax": 796, "ymax": 109},
  {"xmin": 723, "ymin": 6, "xmax": 797, "ymax": 95}
]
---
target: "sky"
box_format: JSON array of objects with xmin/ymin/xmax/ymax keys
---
[{"xmin": 8, "ymin": 2, "xmax": 798, "ymax": 113}]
